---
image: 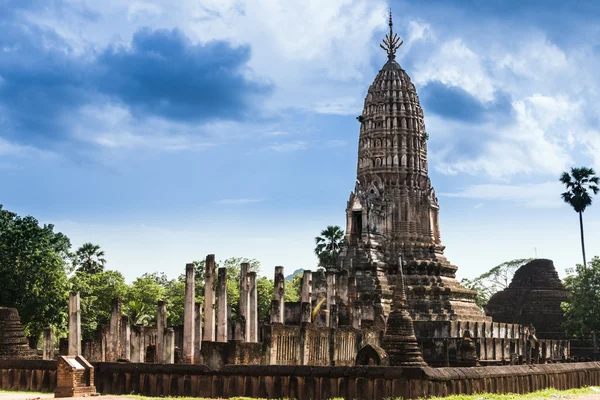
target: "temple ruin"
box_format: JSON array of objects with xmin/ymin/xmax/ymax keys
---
[
  {"xmin": 0, "ymin": 307, "xmax": 38, "ymax": 360},
  {"xmin": 1, "ymin": 11, "xmax": 597, "ymax": 400},
  {"xmin": 63, "ymin": 13, "xmax": 569, "ymax": 369},
  {"xmin": 486, "ymin": 259, "xmax": 571, "ymax": 340}
]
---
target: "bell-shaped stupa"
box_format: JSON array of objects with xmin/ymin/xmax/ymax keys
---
[{"xmin": 0, "ymin": 307, "xmax": 38, "ymax": 359}]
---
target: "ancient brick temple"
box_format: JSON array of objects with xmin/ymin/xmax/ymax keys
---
[
  {"xmin": 66, "ymin": 14, "xmax": 569, "ymax": 370},
  {"xmin": 337, "ymin": 13, "xmax": 485, "ymax": 325},
  {"xmin": 0, "ymin": 307, "xmax": 38, "ymax": 360},
  {"xmin": 485, "ymin": 259, "xmax": 571, "ymax": 340}
]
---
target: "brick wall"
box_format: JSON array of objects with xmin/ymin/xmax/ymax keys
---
[
  {"xmin": 0, "ymin": 360, "xmax": 57, "ymax": 392},
  {"xmin": 2, "ymin": 359, "xmax": 600, "ymax": 399}
]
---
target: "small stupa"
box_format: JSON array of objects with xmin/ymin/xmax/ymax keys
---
[
  {"xmin": 0, "ymin": 307, "xmax": 38, "ymax": 359},
  {"xmin": 381, "ymin": 259, "xmax": 427, "ymax": 367}
]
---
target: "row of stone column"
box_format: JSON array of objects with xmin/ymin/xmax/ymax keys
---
[
  {"xmin": 180, "ymin": 255, "xmax": 260, "ymax": 363},
  {"xmin": 58, "ymin": 261, "xmax": 358, "ymax": 363},
  {"xmin": 272, "ymin": 269, "xmax": 361, "ymax": 329}
]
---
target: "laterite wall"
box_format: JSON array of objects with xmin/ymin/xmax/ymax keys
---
[
  {"xmin": 0, "ymin": 360, "xmax": 57, "ymax": 392},
  {"xmin": 2, "ymin": 359, "xmax": 600, "ymax": 399}
]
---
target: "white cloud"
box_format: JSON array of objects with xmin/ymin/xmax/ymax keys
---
[
  {"xmin": 413, "ymin": 38, "xmax": 496, "ymax": 102},
  {"xmin": 0, "ymin": 138, "xmax": 56, "ymax": 159},
  {"xmin": 127, "ymin": 2, "xmax": 163, "ymax": 21},
  {"xmin": 59, "ymin": 0, "xmax": 388, "ymax": 115},
  {"xmin": 442, "ymin": 181, "xmax": 564, "ymax": 208},
  {"xmin": 413, "ymin": 26, "xmax": 598, "ymax": 181}
]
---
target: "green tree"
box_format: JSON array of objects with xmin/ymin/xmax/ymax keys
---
[
  {"xmin": 256, "ymin": 276, "xmax": 274, "ymax": 322},
  {"xmin": 122, "ymin": 300, "xmax": 152, "ymax": 327},
  {"xmin": 0, "ymin": 205, "xmax": 71, "ymax": 344},
  {"xmin": 560, "ymin": 167, "xmax": 599, "ymax": 267},
  {"xmin": 74, "ymin": 242, "xmax": 107, "ymax": 274},
  {"xmin": 124, "ymin": 272, "xmax": 170, "ymax": 326},
  {"xmin": 165, "ymin": 279, "xmax": 186, "ymax": 326},
  {"xmin": 314, "ymin": 226, "xmax": 344, "ymax": 270},
  {"xmin": 125, "ymin": 272, "xmax": 168, "ymax": 325},
  {"xmin": 70, "ymin": 269, "xmax": 128, "ymax": 339},
  {"xmin": 461, "ymin": 258, "xmax": 533, "ymax": 308},
  {"xmin": 285, "ymin": 273, "xmax": 302, "ymax": 302},
  {"xmin": 562, "ymin": 257, "xmax": 600, "ymax": 351}
]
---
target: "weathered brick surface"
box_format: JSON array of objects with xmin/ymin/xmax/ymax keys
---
[
  {"xmin": 486, "ymin": 259, "xmax": 571, "ymax": 340},
  {"xmin": 0, "ymin": 308, "xmax": 38, "ymax": 360},
  {"xmin": 5, "ymin": 359, "xmax": 599, "ymax": 399},
  {"xmin": 90, "ymin": 361, "xmax": 600, "ymax": 399}
]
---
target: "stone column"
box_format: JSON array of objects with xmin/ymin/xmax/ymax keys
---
[
  {"xmin": 131, "ymin": 325, "xmax": 144, "ymax": 363},
  {"xmin": 216, "ymin": 267, "xmax": 228, "ymax": 342},
  {"xmin": 248, "ymin": 272, "xmax": 258, "ymax": 342},
  {"xmin": 353, "ymin": 302, "xmax": 362, "ymax": 330},
  {"xmin": 164, "ymin": 328, "xmax": 175, "ymax": 364},
  {"xmin": 120, "ymin": 316, "xmax": 130, "ymax": 361},
  {"xmin": 194, "ymin": 302, "xmax": 202, "ymax": 363},
  {"xmin": 43, "ymin": 327, "xmax": 54, "ymax": 360},
  {"xmin": 330, "ymin": 304, "xmax": 338, "ymax": 328},
  {"xmin": 271, "ymin": 266, "xmax": 285, "ymax": 324},
  {"xmin": 203, "ymin": 254, "xmax": 216, "ymax": 342},
  {"xmin": 348, "ymin": 276, "xmax": 357, "ymax": 327},
  {"xmin": 326, "ymin": 272, "xmax": 336, "ymax": 328},
  {"xmin": 183, "ymin": 263, "xmax": 195, "ymax": 364},
  {"xmin": 301, "ymin": 271, "xmax": 312, "ymax": 304},
  {"xmin": 301, "ymin": 271, "xmax": 312, "ymax": 324},
  {"xmin": 301, "ymin": 302, "xmax": 311, "ymax": 324},
  {"xmin": 108, "ymin": 298, "xmax": 121, "ymax": 362},
  {"xmin": 337, "ymin": 270, "xmax": 348, "ymax": 305},
  {"xmin": 157, "ymin": 300, "xmax": 167, "ymax": 363},
  {"xmin": 239, "ymin": 262, "xmax": 250, "ymax": 342},
  {"xmin": 68, "ymin": 292, "xmax": 81, "ymax": 356}
]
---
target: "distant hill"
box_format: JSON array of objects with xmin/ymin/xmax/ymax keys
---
[{"xmin": 285, "ymin": 269, "xmax": 304, "ymax": 281}]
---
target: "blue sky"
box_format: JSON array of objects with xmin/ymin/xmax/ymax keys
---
[{"xmin": 1, "ymin": 0, "xmax": 599, "ymax": 281}]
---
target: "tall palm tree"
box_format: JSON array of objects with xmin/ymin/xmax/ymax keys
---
[
  {"xmin": 560, "ymin": 167, "xmax": 599, "ymax": 267},
  {"xmin": 314, "ymin": 225, "xmax": 345, "ymax": 271},
  {"xmin": 75, "ymin": 242, "xmax": 107, "ymax": 274}
]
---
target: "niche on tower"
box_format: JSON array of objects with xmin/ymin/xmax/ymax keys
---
[{"xmin": 350, "ymin": 197, "xmax": 364, "ymax": 245}]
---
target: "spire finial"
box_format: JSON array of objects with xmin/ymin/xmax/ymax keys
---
[{"xmin": 380, "ymin": 9, "xmax": 403, "ymax": 60}]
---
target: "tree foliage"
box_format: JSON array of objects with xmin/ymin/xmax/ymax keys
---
[
  {"xmin": 0, "ymin": 205, "xmax": 71, "ymax": 342},
  {"xmin": 124, "ymin": 273, "xmax": 168, "ymax": 326},
  {"xmin": 561, "ymin": 256, "xmax": 600, "ymax": 339},
  {"xmin": 256, "ymin": 276, "xmax": 273, "ymax": 322},
  {"xmin": 70, "ymin": 269, "xmax": 128, "ymax": 339},
  {"xmin": 0, "ymin": 202, "xmax": 279, "ymax": 341},
  {"xmin": 461, "ymin": 258, "xmax": 533, "ymax": 308},
  {"xmin": 285, "ymin": 273, "xmax": 302, "ymax": 303},
  {"xmin": 74, "ymin": 242, "xmax": 106, "ymax": 274},
  {"xmin": 314, "ymin": 225, "xmax": 344, "ymax": 270},
  {"xmin": 560, "ymin": 167, "xmax": 599, "ymax": 267}
]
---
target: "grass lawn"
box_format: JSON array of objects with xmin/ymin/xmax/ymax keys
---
[
  {"xmin": 118, "ymin": 386, "xmax": 600, "ymax": 399},
  {"xmin": 422, "ymin": 387, "xmax": 599, "ymax": 400}
]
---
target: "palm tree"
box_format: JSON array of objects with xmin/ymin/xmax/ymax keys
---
[
  {"xmin": 560, "ymin": 167, "xmax": 599, "ymax": 267},
  {"xmin": 314, "ymin": 225, "xmax": 345, "ymax": 271},
  {"xmin": 75, "ymin": 242, "xmax": 107, "ymax": 274},
  {"xmin": 123, "ymin": 300, "xmax": 153, "ymax": 326}
]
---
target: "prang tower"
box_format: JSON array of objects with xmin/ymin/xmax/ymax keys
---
[{"xmin": 338, "ymin": 13, "xmax": 485, "ymax": 324}]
